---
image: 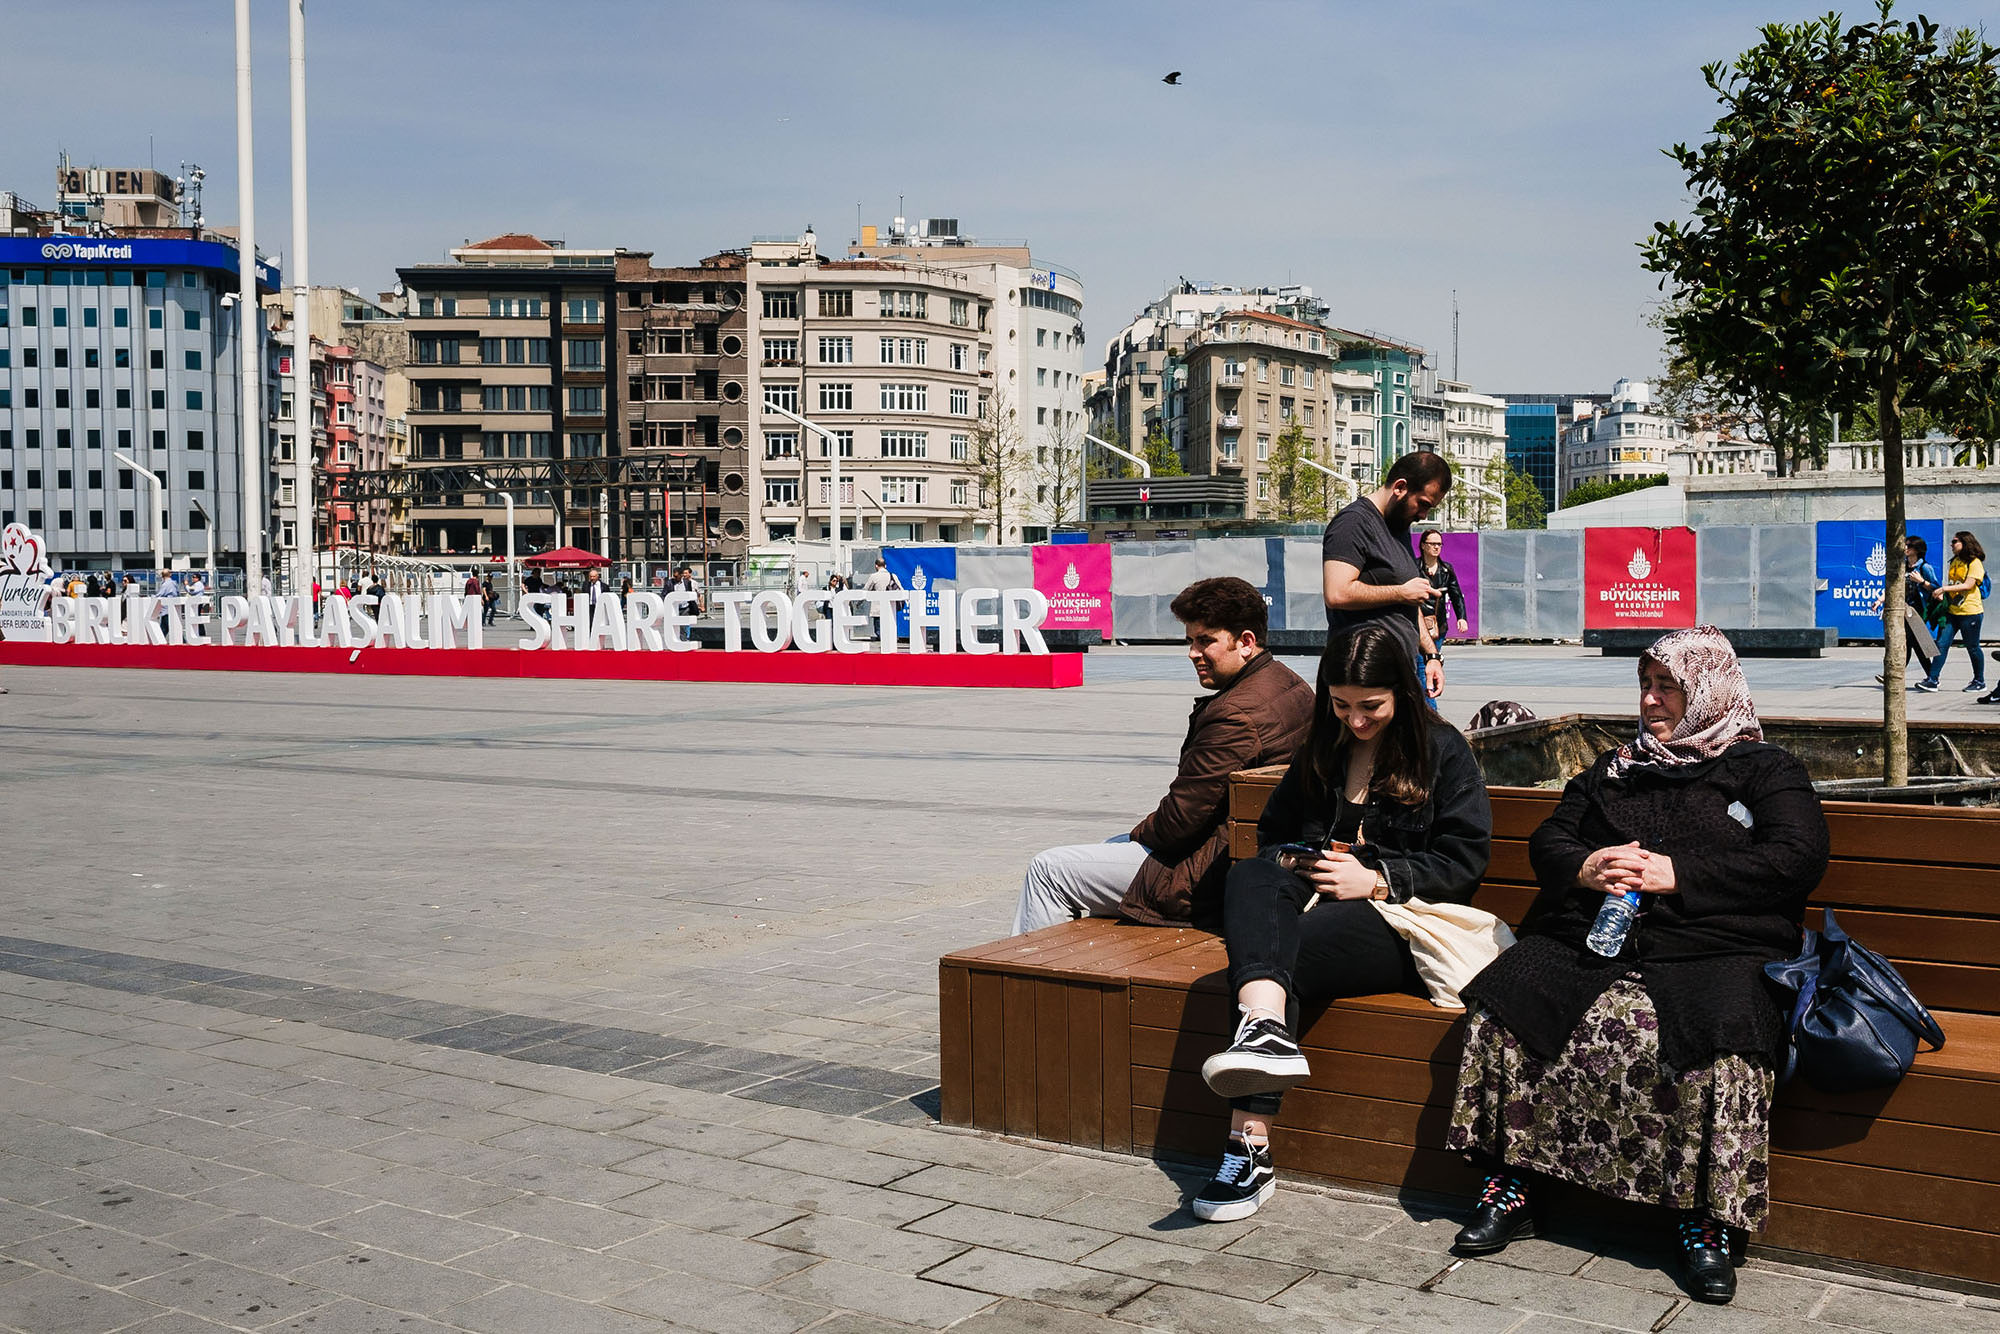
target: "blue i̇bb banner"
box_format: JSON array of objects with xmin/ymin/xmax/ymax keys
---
[
  {"xmin": 881, "ymin": 546, "xmax": 955, "ymax": 638},
  {"xmin": 1815, "ymin": 519, "xmax": 1944, "ymax": 637}
]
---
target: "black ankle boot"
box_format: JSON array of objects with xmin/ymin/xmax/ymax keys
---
[
  {"xmin": 1453, "ymin": 1172, "xmax": 1534, "ymax": 1255},
  {"xmin": 1677, "ymin": 1214, "xmax": 1737, "ymax": 1304}
]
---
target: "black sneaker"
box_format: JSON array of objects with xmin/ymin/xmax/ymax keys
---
[
  {"xmin": 1911, "ymin": 681, "xmax": 1939, "ymax": 693},
  {"xmin": 1191, "ymin": 1134, "xmax": 1275, "ymax": 1222},
  {"xmin": 1966, "ymin": 681, "xmax": 1990, "ymax": 693},
  {"xmin": 1200, "ymin": 1013, "xmax": 1310, "ymax": 1099}
]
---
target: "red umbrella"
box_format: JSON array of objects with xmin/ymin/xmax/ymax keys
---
[{"xmin": 524, "ymin": 545, "xmax": 611, "ymax": 569}]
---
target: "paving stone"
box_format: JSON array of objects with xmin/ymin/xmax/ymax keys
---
[
  {"xmin": 948, "ymin": 1298, "xmax": 1152, "ymax": 1334},
  {"xmin": 43, "ymin": 1184, "xmax": 233, "ymax": 1237},
  {"xmin": 1220, "ymin": 1225, "xmax": 1452, "ymax": 1288},
  {"xmin": 614, "ymin": 1270, "xmax": 831, "ymax": 1334},
  {"xmin": 1043, "ymin": 1195, "xmax": 1256, "ymax": 1253},
  {"xmin": 1076, "ymin": 1235, "xmax": 1308, "ymax": 1302},
  {"xmin": 452, "ymin": 1235, "xmax": 663, "ymax": 1301},
  {"xmin": 235, "ymin": 1107, "xmax": 398, "ymax": 1151},
  {"xmin": 888, "ymin": 1166, "xmax": 1090, "ymax": 1218},
  {"xmin": 460, "ymin": 1193, "xmax": 659, "ymax": 1250},
  {"xmin": 256, "ymin": 1297, "xmax": 462, "ymax": 1332},
  {"xmin": 446, "ymin": 1283, "xmax": 670, "ymax": 1334},
  {"xmin": 109, "ymin": 1314, "xmax": 248, "ymax": 1334},
  {"xmin": 188, "ymin": 1177, "xmax": 369, "ymax": 1229},
  {"xmin": 608, "ymin": 1224, "xmax": 819, "ymax": 1285},
  {"xmin": 484, "ymin": 1094, "xmax": 649, "ymax": 1134},
  {"xmin": 1816, "ymin": 1285, "xmax": 1999, "ymax": 1334},
  {"xmin": 0, "ymin": 1199, "xmax": 78, "ymax": 1248},
  {"xmin": 91, "ymin": 1146, "xmax": 255, "ymax": 1197},
  {"xmin": 121, "ymin": 1257, "xmax": 322, "ymax": 1327},
  {"xmin": 773, "ymin": 1258, "xmax": 997, "ymax": 1329},
  {"xmin": 349, "ymin": 1130, "xmax": 524, "ymax": 1178},
  {"xmin": 610, "ymin": 1151, "xmax": 948, "ymax": 1230},
  {"xmin": 290, "ymin": 1247, "xmax": 503, "ymax": 1315},
  {"xmin": 0, "ymin": 1155, "xmax": 95, "ymax": 1210},
  {"xmin": 361, "ymin": 1100, "xmax": 536, "ymax": 1142},
  {"xmin": 921, "ymin": 1247, "xmax": 1152, "ymax": 1314},
  {"xmin": 758, "ymin": 1214, "xmax": 965, "ymax": 1275},
  {"xmin": 741, "ymin": 1137, "xmax": 926, "ymax": 1188},
  {"xmin": 163, "ymin": 1212, "xmax": 355, "ymax": 1274},
  {"xmin": 905, "ymin": 1204, "xmax": 1121, "ymax": 1265},
  {"xmin": 464, "ymin": 1155, "xmax": 652, "ymax": 1205},
  {"xmin": 0, "ymin": 1267, "xmax": 168, "ymax": 1333},
  {"xmin": 3, "ymin": 1224, "xmax": 196, "ymax": 1286},
  {"xmin": 615, "ymin": 1114, "xmax": 788, "ymax": 1159},
  {"xmin": 328, "ymin": 1166, "xmax": 521, "ymax": 1217},
  {"xmin": 1582, "ymin": 1251, "xmax": 1832, "ymax": 1318},
  {"xmin": 1111, "ymin": 1283, "xmax": 1371, "ymax": 1334},
  {"xmin": 313, "ymin": 1203, "xmax": 514, "ymax": 1264},
  {"xmin": 1428, "ymin": 1260, "xmax": 1680, "ymax": 1331}
]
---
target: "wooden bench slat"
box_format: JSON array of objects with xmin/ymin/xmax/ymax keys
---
[
  {"xmin": 968, "ymin": 969, "xmax": 1006, "ymax": 1132},
  {"xmin": 943, "ymin": 917, "xmax": 1135, "ymax": 972},
  {"xmin": 1067, "ymin": 981, "xmax": 1104, "ymax": 1148},
  {"xmin": 1765, "ymin": 1199, "xmax": 2000, "ymax": 1286},
  {"xmin": 938, "ymin": 964, "xmax": 972, "ymax": 1126},
  {"xmin": 1034, "ymin": 978, "xmax": 1071, "ymax": 1143},
  {"xmin": 1805, "ymin": 908, "xmax": 2000, "ymax": 967},
  {"xmin": 1002, "ymin": 974, "xmax": 1039, "ymax": 1138},
  {"xmin": 1769, "ymin": 1152, "xmax": 2000, "ymax": 1236}
]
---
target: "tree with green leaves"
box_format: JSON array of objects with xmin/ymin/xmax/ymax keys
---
[
  {"xmin": 1641, "ymin": 1, "xmax": 2000, "ymax": 785},
  {"xmin": 1647, "ymin": 301, "xmax": 1833, "ymax": 474},
  {"xmin": 1266, "ymin": 420, "xmax": 1331, "ymax": 523},
  {"xmin": 1560, "ymin": 474, "xmax": 1671, "ymax": 509},
  {"xmin": 1498, "ymin": 459, "xmax": 1548, "ymax": 530},
  {"xmin": 1142, "ymin": 422, "xmax": 1186, "ymax": 477}
]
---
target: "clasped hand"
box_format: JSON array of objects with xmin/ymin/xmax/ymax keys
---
[
  {"xmin": 1579, "ymin": 841, "xmax": 1677, "ymax": 896},
  {"xmin": 1299, "ymin": 850, "xmax": 1380, "ymax": 900}
]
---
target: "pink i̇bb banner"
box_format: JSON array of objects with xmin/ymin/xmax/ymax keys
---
[
  {"xmin": 1032, "ymin": 543, "xmax": 1113, "ymax": 633},
  {"xmin": 1585, "ymin": 526, "xmax": 1698, "ymax": 630}
]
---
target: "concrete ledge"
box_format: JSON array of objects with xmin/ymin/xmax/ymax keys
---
[
  {"xmin": 1584, "ymin": 627, "xmax": 1837, "ymax": 657},
  {"xmin": 687, "ymin": 625, "xmax": 1100, "ymax": 651}
]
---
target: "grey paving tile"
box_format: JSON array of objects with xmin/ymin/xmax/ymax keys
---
[
  {"xmin": 614, "ymin": 1270, "xmax": 830, "ymax": 1334},
  {"xmin": 349, "ymin": 1130, "xmax": 523, "ymax": 1178},
  {"xmin": 0, "ymin": 1267, "xmax": 167, "ymax": 1333},
  {"xmin": 1221, "ymin": 1225, "xmax": 1448, "ymax": 1288},
  {"xmin": 256, "ymin": 1296, "xmax": 461, "ymax": 1332},
  {"xmin": 1076, "ymin": 1234, "xmax": 1307, "ymax": 1302},
  {"xmin": 460, "ymin": 1194, "xmax": 659, "ymax": 1250},
  {"xmin": 1815, "ymin": 1286, "xmax": 2000, "ymax": 1334},
  {"xmin": 234, "ymin": 1108, "xmax": 398, "ymax": 1152},
  {"xmin": 163, "ymin": 1212, "xmax": 355, "ymax": 1275},
  {"xmin": 1112, "ymin": 1282, "xmax": 1374, "ymax": 1334},
  {"xmin": 905, "ymin": 1204, "xmax": 1121, "ymax": 1264},
  {"xmin": 2, "ymin": 1225, "xmax": 196, "ymax": 1286},
  {"xmin": 888, "ymin": 1166, "xmax": 1089, "ymax": 1219},
  {"xmin": 107, "ymin": 1314, "xmax": 247, "ymax": 1334},
  {"xmin": 921, "ymin": 1248, "xmax": 1151, "ymax": 1314},
  {"xmin": 608, "ymin": 1224, "xmax": 819, "ymax": 1285},
  {"xmin": 757, "ymin": 1214, "xmax": 965, "ymax": 1275},
  {"xmin": 452, "ymin": 1236, "xmax": 661, "ymax": 1301},
  {"xmin": 734, "ymin": 1080, "xmax": 898, "ymax": 1117},
  {"xmin": 328, "ymin": 1166, "xmax": 521, "ymax": 1217},
  {"xmin": 948, "ymin": 1298, "xmax": 1153, "ymax": 1334},
  {"xmin": 0, "ymin": 1155, "xmax": 96, "ymax": 1210},
  {"xmin": 1043, "ymin": 1195, "xmax": 1254, "ymax": 1253},
  {"xmin": 42, "ymin": 1185, "xmax": 233, "ymax": 1238},
  {"xmin": 443, "ymin": 1283, "xmax": 666, "ymax": 1334},
  {"xmin": 1429, "ymin": 1260, "xmax": 1680, "ymax": 1331},
  {"xmin": 741, "ymin": 1138, "xmax": 925, "ymax": 1189},
  {"xmin": 0, "ymin": 1200, "xmax": 78, "ymax": 1248},
  {"xmin": 462, "ymin": 1155, "xmax": 652, "ymax": 1205},
  {"xmin": 289, "ymin": 1247, "xmax": 503, "ymax": 1315},
  {"xmin": 314, "ymin": 1203, "xmax": 514, "ymax": 1264},
  {"xmin": 773, "ymin": 1258, "xmax": 996, "ymax": 1329},
  {"xmin": 121, "ymin": 1257, "xmax": 323, "ymax": 1327},
  {"xmin": 615, "ymin": 1114, "xmax": 787, "ymax": 1159},
  {"xmin": 482, "ymin": 1094, "xmax": 648, "ymax": 1135},
  {"xmin": 188, "ymin": 1177, "xmax": 369, "ymax": 1229},
  {"xmin": 1278, "ymin": 1271, "xmax": 1532, "ymax": 1332},
  {"xmin": 91, "ymin": 1147, "xmax": 255, "ymax": 1197}
]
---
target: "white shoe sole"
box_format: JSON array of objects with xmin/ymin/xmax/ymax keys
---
[
  {"xmin": 1200, "ymin": 1051, "xmax": 1311, "ymax": 1100},
  {"xmin": 1192, "ymin": 1178, "xmax": 1275, "ymax": 1222}
]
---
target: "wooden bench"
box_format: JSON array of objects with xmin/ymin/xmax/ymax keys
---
[
  {"xmin": 940, "ymin": 773, "xmax": 2000, "ymax": 1287},
  {"xmin": 1584, "ymin": 627, "xmax": 1838, "ymax": 658}
]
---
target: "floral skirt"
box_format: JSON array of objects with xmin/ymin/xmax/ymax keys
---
[{"xmin": 1445, "ymin": 977, "xmax": 1775, "ymax": 1231}]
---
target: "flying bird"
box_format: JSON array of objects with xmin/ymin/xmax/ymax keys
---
[{"xmin": 1162, "ymin": 71, "xmax": 1181, "ymax": 85}]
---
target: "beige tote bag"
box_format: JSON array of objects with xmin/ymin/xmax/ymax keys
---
[{"xmin": 1372, "ymin": 898, "xmax": 1517, "ymax": 1010}]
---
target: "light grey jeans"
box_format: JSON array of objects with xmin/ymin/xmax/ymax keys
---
[{"xmin": 1012, "ymin": 835, "xmax": 1153, "ymax": 935}]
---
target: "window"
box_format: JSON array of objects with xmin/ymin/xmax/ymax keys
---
[
  {"xmin": 483, "ymin": 386, "xmax": 506, "ymax": 411},
  {"xmin": 648, "ymin": 329, "xmax": 685, "ymax": 354},
  {"xmin": 567, "ymin": 338, "xmax": 603, "ymax": 367},
  {"xmin": 1257, "ymin": 358, "xmax": 1270, "ymax": 382},
  {"xmin": 1280, "ymin": 397, "xmax": 1294, "ymax": 421},
  {"xmin": 52, "ymin": 307, "xmax": 67, "ymax": 327},
  {"xmin": 1393, "ymin": 392, "xmax": 1406, "ymax": 414},
  {"xmin": 54, "ymin": 348, "xmax": 69, "ymax": 369},
  {"xmin": 880, "ymin": 430, "xmax": 927, "ymax": 458},
  {"xmin": 818, "ymin": 477, "xmax": 855, "ymax": 505},
  {"xmin": 763, "ymin": 383, "xmax": 800, "ymax": 413},
  {"xmin": 878, "ymin": 290, "xmax": 927, "ymax": 319},
  {"xmin": 412, "ymin": 336, "xmax": 460, "ymax": 365},
  {"xmin": 764, "ymin": 432, "xmax": 798, "ymax": 458},
  {"xmin": 948, "ymin": 343, "xmax": 966, "ymax": 371},
  {"xmin": 881, "ymin": 476, "xmax": 926, "ymax": 505},
  {"xmin": 150, "ymin": 390, "xmax": 166, "ymax": 410},
  {"xmin": 1304, "ymin": 404, "xmax": 1314, "ymax": 426},
  {"xmin": 567, "ymin": 386, "xmax": 603, "ymax": 414},
  {"xmin": 949, "ymin": 298, "xmax": 969, "ymax": 327},
  {"xmin": 564, "ymin": 297, "xmax": 602, "ymax": 324},
  {"xmin": 83, "ymin": 308, "xmax": 98, "ymax": 328},
  {"xmin": 114, "ymin": 348, "xmax": 129, "ymax": 368},
  {"xmin": 57, "ymin": 469, "xmax": 73, "ymax": 488},
  {"xmin": 950, "ymin": 432, "xmax": 970, "ymax": 461},
  {"xmin": 647, "ymin": 375, "xmax": 684, "ymax": 401},
  {"xmin": 879, "ymin": 336, "xmax": 926, "ymax": 365},
  {"xmin": 148, "ymin": 308, "xmax": 163, "ymax": 329},
  {"xmin": 87, "ymin": 468, "xmax": 102, "ymax": 488},
  {"xmin": 764, "ymin": 477, "xmax": 800, "ymax": 505},
  {"xmin": 85, "ymin": 389, "xmax": 99, "ymax": 409},
  {"xmin": 1257, "ymin": 477, "xmax": 1270, "ymax": 501},
  {"xmin": 489, "ymin": 296, "xmax": 542, "ymax": 318},
  {"xmin": 116, "ymin": 388, "xmax": 131, "ymax": 408},
  {"xmin": 950, "ymin": 480, "xmax": 968, "ymax": 505},
  {"xmin": 1036, "ymin": 407, "xmax": 1047, "ymax": 425},
  {"xmin": 1221, "ymin": 438, "xmax": 1239, "ymax": 462},
  {"xmin": 760, "ymin": 289, "xmax": 799, "ymax": 320},
  {"xmin": 817, "ymin": 336, "xmax": 853, "ymax": 364},
  {"xmin": 1303, "ymin": 369, "xmax": 1315, "ymax": 389},
  {"xmin": 762, "ymin": 337, "xmax": 798, "ymax": 363},
  {"xmin": 818, "ymin": 289, "xmax": 852, "ymax": 317},
  {"xmin": 188, "ymin": 430, "xmax": 204, "ymax": 451},
  {"xmin": 21, "ymin": 348, "xmax": 36, "ymax": 368},
  {"xmin": 813, "ymin": 382, "xmax": 851, "ymax": 411},
  {"xmin": 83, "ymin": 348, "xmax": 97, "ymax": 368},
  {"xmin": 183, "ymin": 349, "xmax": 202, "ymax": 371},
  {"xmin": 149, "ymin": 348, "xmax": 164, "ymax": 370},
  {"xmin": 819, "ymin": 430, "xmax": 854, "ymax": 458},
  {"xmin": 880, "ymin": 382, "xmax": 926, "ymax": 412},
  {"xmin": 183, "ymin": 309, "xmax": 200, "ymax": 330},
  {"xmin": 114, "ymin": 308, "xmax": 129, "ymax": 328},
  {"xmin": 56, "ymin": 429, "xmax": 70, "ymax": 449},
  {"xmin": 1036, "ymin": 368, "xmax": 1047, "ymax": 386},
  {"xmin": 568, "ymin": 432, "xmax": 604, "ymax": 457},
  {"xmin": 187, "ymin": 469, "xmax": 205, "ymax": 489},
  {"xmin": 1280, "ymin": 366, "xmax": 1294, "ymax": 387}
]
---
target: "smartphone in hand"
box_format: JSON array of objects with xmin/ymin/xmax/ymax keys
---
[{"xmin": 1274, "ymin": 840, "xmax": 1350, "ymax": 871}]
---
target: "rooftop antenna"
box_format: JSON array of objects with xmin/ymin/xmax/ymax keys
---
[{"xmin": 1451, "ymin": 289, "xmax": 1460, "ymax": 381}]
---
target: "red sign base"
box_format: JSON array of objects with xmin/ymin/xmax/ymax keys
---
[{"xmin": 0, "ymin": 642, "xmax": 1085, "ymax": 689}]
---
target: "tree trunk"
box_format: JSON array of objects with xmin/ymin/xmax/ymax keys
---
[{"xmin": 1881, "ymin": 364, "xmax": 1909, "ymax": 787}]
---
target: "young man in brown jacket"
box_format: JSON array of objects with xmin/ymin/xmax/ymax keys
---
[{"xmin": 1012, "ymin": 577, "xmax": 1315, "ymax": 934}]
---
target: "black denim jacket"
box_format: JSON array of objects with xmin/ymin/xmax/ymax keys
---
[{"xmin": 1252, "ymin": 723, "xmax": 1492, "ymax": 904}]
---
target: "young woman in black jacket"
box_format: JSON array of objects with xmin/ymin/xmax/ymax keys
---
[
  {"xmin": 1447, "ymin": 626, "xmax": 1829, "ymax": 1305},
  {"xmin": 1190, "ymin": 621, "xmax": 1492, "ymax": 1222},
  {"xmin": 1417, "ymin": 529, "xmax": 1468, "ymax": 644}
]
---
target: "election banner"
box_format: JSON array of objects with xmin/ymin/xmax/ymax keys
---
[
  {"xmin": 1815, "ymin": 518, "xmax": 1944, "ymax": 638},
  {"xmin": 882, "ymin": 545, "xmax": 955, "ymax": 639},
  {"xmin": 1584, "ymin": 526, "xmax": 1698, "ymax": 631},
  {"xmin": 1032, "ymin": 542, "xmax": 1113, "ymax": 634}
]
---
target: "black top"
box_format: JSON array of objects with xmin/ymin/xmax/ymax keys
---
[
  {"xmin": 1322, "ymin": 497, "xmax": 1421, "ymax": 654},
  {"xmin": 1460, "ymin": 741, "xmax": 1829, "ymax": 1072},
  {"xmin": 1419, "ymin": 557, "xmax": 1466, "ymax": 628},
  {"xmin": 1254, "ymin": 723, "xmax": 1492, "ymax": 905}
]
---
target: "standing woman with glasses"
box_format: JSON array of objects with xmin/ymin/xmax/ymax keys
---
[
  {"xmin": 1416, "ymin": 530, "xmax": 1468, "ymax": 648},
  {"xmin": 1915, "ymin": 531, "xmax": 1985, "ymax": 695}
]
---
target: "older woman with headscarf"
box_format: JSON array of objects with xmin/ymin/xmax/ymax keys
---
[{"xmin": 1443, "ymin": 627, "xmax": 1829, "ymax": 1305}]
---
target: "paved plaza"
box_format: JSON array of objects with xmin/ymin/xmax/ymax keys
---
[{"xmin": 0, "ymin": 645, "xmax": 1993, "ymax": 1333}]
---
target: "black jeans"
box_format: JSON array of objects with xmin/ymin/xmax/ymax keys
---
[{"xmin": 1221, "ymin": 856, "xmax": 1420, "ymax": 1115}]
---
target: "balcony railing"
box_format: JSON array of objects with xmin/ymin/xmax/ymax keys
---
[
  {"xmin": 1220, "ymin": 414, "xmax": 1242, "ymax": 429},
  {"xmin": 1219, "ymin": 372, "xmax": 1244, "ymax": 387}
]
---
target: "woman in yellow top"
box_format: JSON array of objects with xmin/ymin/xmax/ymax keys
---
[{"xmin": 1915, "ymin": 531, "xmax": 1985, "ymax": 695}]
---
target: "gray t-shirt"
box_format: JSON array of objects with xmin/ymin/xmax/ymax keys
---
[{"xmin": 1320, "ymin": 497, "xmax": 1420, "ymax": 654}]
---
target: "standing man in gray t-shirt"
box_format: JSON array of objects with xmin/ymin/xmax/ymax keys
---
[{"xmin": 1321, "ymin": 451, "xmax": 1454, "ymax": 698}]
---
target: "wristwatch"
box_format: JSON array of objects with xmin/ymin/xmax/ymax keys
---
[
  {"xmin": 1371, "ymin": 868, "xmax": 1391, "ymax": 901},
  {"xmin": 1425, "ymin": 652, "xmax": 1443, "ymax": 662}
]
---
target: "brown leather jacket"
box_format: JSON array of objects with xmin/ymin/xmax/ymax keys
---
[{"xmin": 1119, "ymin": 651, "xmax": 1315, "ymax": 927}]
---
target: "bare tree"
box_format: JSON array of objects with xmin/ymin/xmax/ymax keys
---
[
  {"xmin": 1038, "ymin": 414, "xmax": 1086, "ymax": 529},
  {"xmin": 971, "ymin": 389, "xmax": 1027, "ymax": 542}
]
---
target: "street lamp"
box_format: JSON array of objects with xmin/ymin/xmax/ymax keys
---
[
  {"xmin": 765, "ymin": 403, "xmax": 845, "ymax": 576},
  {"xmin": 189, "ymin": 498, "xmax": 218, "ymax": 589},
  {"xmin": 115, "ymin": 451, "xmax": 167, "ymax": 578},
  {"xmin": 478, "ymin": 475, "xmax": 517, "ymax": 616}
]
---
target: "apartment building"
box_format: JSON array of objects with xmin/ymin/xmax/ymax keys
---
[
  {"xmin": 1180, "ymin": 310, "xmax": 1358, "ymax": 517},
  {"xmin": 745, "ymin": 231, "xmax": 995, "ymax": 545},
  {"xmin": 1437, "ymin": 381, "xmax": 1509, "ymax": 527},
  {"xmin": 397, "ymin": 234, "xmax": 624, "ymax": 556},
  {"xmin": 1561, "ymin": 379, "xmax": 1688, "ymax": 495},
  {"xmin": 848, "ymin": 216, "xmax": 1086, "ymax": 539},
  {"xmin": 1332, "ymin": 329, "xmax": 1430, "ymax": 475},
  {"xmin": 615, "ymin": 251, "xmax": 750, "ymax": 569}
]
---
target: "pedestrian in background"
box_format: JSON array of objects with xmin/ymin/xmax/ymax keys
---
[
  {"xmin": 1417, "ymin": 530, "xmax": 1469, "ymax": 646},
  {"xmin": 1915, "ymin": 531, "xmax": 1985, "ymax": 695}
]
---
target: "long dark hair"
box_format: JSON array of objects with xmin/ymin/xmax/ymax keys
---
[
  {"xmin": 1301, "ymin": 623, "xmax": 1436, "ymax": 808},
  {"xmin": 1953, "ymin": 531, "xmax": 1986, "ymax": 564}
]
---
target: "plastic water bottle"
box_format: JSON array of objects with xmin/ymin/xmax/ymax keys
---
[{"xmin": 1586, "ymin": 891, "xmax": 1641, "ymax": 958}]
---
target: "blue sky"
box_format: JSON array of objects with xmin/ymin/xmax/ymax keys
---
[{"xmin": 11, "ymin": 1, "xmax": 1992, "ymax": 389}]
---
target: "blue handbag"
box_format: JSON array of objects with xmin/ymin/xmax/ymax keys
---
[{"xmin": 1763, "ymin": 909, "xmax": 1946, "ymax": 1093}]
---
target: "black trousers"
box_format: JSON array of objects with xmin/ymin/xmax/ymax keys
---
[{"xmin": 1221, "ymin": 856, "xmax": 1420, "ymax": 1115}]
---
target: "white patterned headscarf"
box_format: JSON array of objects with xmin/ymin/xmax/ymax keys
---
[{"xmin": 1608, "ymin": 626, "xmax": 1764, "ymax": 777}]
